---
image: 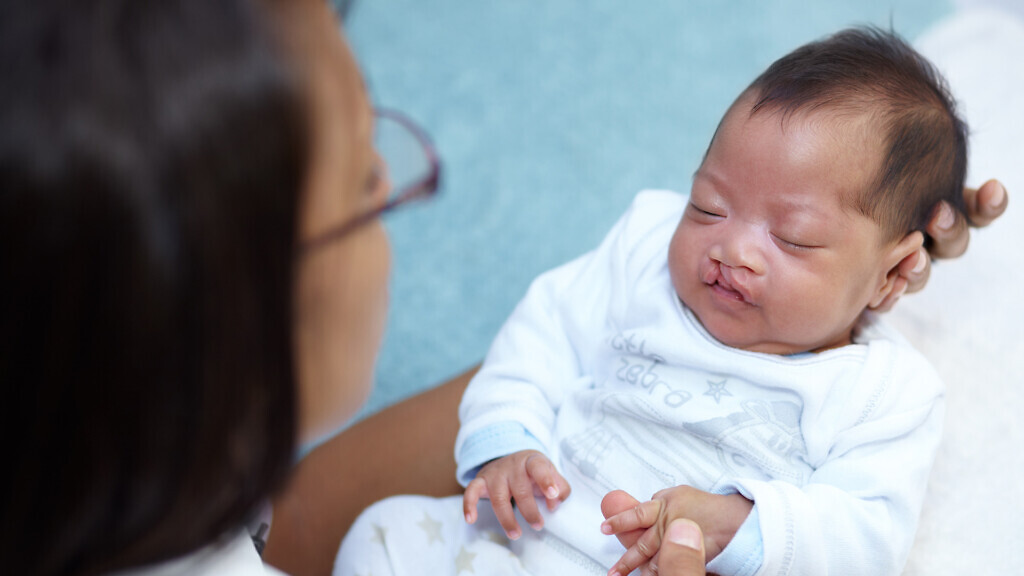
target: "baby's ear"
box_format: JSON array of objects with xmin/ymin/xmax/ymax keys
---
[{"xmin": 869, "ymin": 231, "xmax": 925, "ymax": 309}]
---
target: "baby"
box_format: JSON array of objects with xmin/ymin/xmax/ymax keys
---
[{"xmin": 336, "ymin": 27, "xmax": 966, "ymax": 576}]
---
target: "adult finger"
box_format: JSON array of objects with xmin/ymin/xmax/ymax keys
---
[
  {"xmin": 927, "ymin": 180, "xmax": 1008, "ymax": 259},
  {"xmin": 608, "ymin": 527, "xmax": 662, "ymax": 576},
  {"xmin": 640, "ymin": 551, "xmax": 661, "ymax": 576},
  {"xmin": 654, "ymin": 519, "xmax": 706, "ymax": 576},
  {"xmin": 601, "ymin": 490, "xmax": 645, "ymax": 549},
  {"xmin": 965, "ymin": 179, "xmax": 1008, "ymax": 228},
  {"xmin": 926, "ymin": 200, "xmax": 970, "ymax": 259}
]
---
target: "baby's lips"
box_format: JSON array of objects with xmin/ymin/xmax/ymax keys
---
[
  {"xmin": 717, "ymin": 265, "xmax": 755, "ymax": 304},
  {"xmin": 700, "ymin": 259, "xmax": 722, "ymax": 285}
]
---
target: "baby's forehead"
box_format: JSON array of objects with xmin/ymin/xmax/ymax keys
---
[
  {"xmin": 712, "ymin": 98, "xmax": 891, "ymax": 233},
  {"xmin": 718, "ymin": 91, "xmax": 879, "ymax": 157},
  {"xmin": 721, "ymin": 96, "xmax": 885, "ymax": 171}
]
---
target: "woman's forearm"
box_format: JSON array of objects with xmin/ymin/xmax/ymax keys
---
[{"xmin": 264, "ymin": 365, "xmax": 477, "ymax": 576}]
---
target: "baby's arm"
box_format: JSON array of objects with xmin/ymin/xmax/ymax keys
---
[
  {"xmin": 463, "ymin": 449, "xmax": 571, "ymax": 539},
  {"xmin": 454, "ymin": 258, "xmax": 592, "ymax": 540},
  {"xmin": 600, "ymin": 487, "xmax": 752, "ymax": 576},
  {"xmin": 600, "ymin": 356, "xmax": 943, "ymax": 576},
  {"xmin": 454, "ymin": 259, "xmax": 594, "ymax": 539},
  {"xmin": 458, "ymin": 197, "xmax": 668, "ymax": 535}
]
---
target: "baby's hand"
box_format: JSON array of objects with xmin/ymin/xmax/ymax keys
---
[
  {"xmin": 600, "ymin": 486, "xmax": 752, "ymax": 576},
  {"xmin": 463, "ymin": 450, "xmax": 571, "ymax": 540}
]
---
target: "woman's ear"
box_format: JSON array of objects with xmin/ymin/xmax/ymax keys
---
[{"xmin": 869, "ymin": 231, "xmax": 925, "ymax": 309}]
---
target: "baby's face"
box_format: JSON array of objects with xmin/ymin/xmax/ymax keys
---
[{"xmin": 669, "ymin": 100, "xmax": 903, "ymax": 354}]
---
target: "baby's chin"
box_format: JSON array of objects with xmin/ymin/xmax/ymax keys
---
[
  {"xmin": 719, "ymin": 335, "xmax": 815, "ymax": 356},
  {"xmin": 689, "ymin": 304, "xmax": 842, "ymax": 356}
]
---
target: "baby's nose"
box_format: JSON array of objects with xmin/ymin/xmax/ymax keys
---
[{"xmin": 714, "ymin": 228, "xmax": 766, "ymax": 275}]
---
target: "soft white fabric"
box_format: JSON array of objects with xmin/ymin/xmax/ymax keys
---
[
  {"xmin": 336, "ymin": 495, "xmax": 547, "ymax": 576},
  {"xmin": 897, "ymin": 6, "xmax": 1024, "ymax": 575},
  {"xmin": 438, "ymin": 190, "xmax": 942, "ymax": 575},
  {"xmin": 112, "ymin": 529, "xmax": 286, "ymax": 576}
]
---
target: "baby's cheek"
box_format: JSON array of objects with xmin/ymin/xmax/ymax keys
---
[
  {"xmin": 667, "ymin": 249, "xmax": 698, "ymax": 304},
  {"xmin": 667, "ymin": 266, "xmax": 688, "ymax": 306}
]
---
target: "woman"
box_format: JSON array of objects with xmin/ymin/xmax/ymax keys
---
[{"xmin": 0, "ymin": 0, "xmax": 1006, "ymax": 574}]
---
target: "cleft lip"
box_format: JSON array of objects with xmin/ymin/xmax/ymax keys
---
[{"xmin": 708, "ymin": 263, "xmax": 755, "ymax": 305}]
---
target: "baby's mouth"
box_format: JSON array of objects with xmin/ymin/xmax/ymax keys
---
[
  {"xmin": 707, "ymin": 266, "xmax": 755, "ymax": 306},
  {"xmin": 714, "ymin": 279, "xmax": 743, "ymax": 298}
]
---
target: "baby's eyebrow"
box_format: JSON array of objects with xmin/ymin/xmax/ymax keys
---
[
  {"xmin": 691, "ymin": 168, "xmax": 728, "ymax": 193},
  {"xmin": 775, "ymin": 195, "xmax": 831, "ymax": 218}
]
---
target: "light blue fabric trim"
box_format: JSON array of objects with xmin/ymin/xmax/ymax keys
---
[
  {"xmin": 705, "ymin": 506, "xmax": 763, "ymax": 576},
  {"xmin": 457, "ymin": 421, "xmax": 547, "ymax": 485}
]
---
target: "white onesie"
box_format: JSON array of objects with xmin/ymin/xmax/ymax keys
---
[{"xmin": 336, "ymin": 190, "xmax": 944, "ymax": 576}]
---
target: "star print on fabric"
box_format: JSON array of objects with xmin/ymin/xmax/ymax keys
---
[
  {"xmin": 370, "ymin": 524, "xmax": 387, "ymax": 546},
  {"xmin": 417, "ymin": 511, "xmax": 444, "ymax": 545},
  {"xmin": 704, "ymin": 379, "xmax": 732, "ymax": 403},
  {"xmin": 455, "ymin": 546, "xmax": 477, "ymax": 574}
]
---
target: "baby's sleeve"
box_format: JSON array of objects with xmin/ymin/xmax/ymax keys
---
[
  {"xmin": 455, "ymin": 190, "xmax": 686, "ymax": 484},
  {"xmin": 717, "ymin": 348, "xmax": 945, "ymax": 576}
]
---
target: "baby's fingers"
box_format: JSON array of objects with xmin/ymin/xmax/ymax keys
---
[
  {"xmin": 484, "ymin": 479, "xmax": 523, "ymax": 540},
  {"xmin": 525, "ymin": 453, "xmax": 571, "ymax": 503},
  {"xmin": 601, "ymin": 498, "xmax": 662, "ymax": 535},
  {"xmin": 464, "ymin": 476, "xmax": 519, "ymax": 539},
  {"xmin": 508, "ymin": 474, "xmax": 544, "ymax": 532},
  {"xmin": 463, "ymin": 477, "xmax": 489, "ymax": 524},
  {"xmin": 607, "ymin": 526, "xmax": 662, "ymax": 576}
]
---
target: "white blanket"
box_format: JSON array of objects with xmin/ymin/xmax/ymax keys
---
[{"xmin": 896, "ymin": 6, "xmax": 1024, "ymax": 574}]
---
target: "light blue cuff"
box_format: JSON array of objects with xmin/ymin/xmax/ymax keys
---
[
  {"xmin": 457, "ymin": 421, "xmax": 547, "ymax": 486},
  {"xmin": 705, "ymin": 505, "xmax": 763, "ymax": 576}
]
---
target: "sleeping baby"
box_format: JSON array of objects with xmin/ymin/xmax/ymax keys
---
[{"xmin": 336, "ymin": 26, "xmax": 967, "ymax": 576}]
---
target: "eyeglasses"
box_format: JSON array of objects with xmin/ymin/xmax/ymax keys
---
[{"xmin": 300, "ymin": 108, "xmax": 441, "ymax": 252}]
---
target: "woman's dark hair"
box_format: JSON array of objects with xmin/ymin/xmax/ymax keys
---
[
  {"xmin": 745, "ymin": 26, "xmax": 969, "ymax": 244},
  {"xmin": 0, "ymin": 1, "xmax": 307, "ymax": 574}
]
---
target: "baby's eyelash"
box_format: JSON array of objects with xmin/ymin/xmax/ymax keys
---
[
  {"xmin": 688, "ymin": 202, "xmax": 722, "ymax": 218},
  {"xmin": 772, "ymin": 234, "xmax": 818, "ymax": 251}
]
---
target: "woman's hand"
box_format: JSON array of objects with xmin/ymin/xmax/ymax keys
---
[
  {"xmin": 871, "ymin": 179, "xmax": 1009, "ymax": 312},
  {"xmin": 658, "ymin": 519, "xmax": 708, "ymax": 576},
  {"xmin": 463, "ymin": 449, "xmax": 571, "ymax": 540},
  {"xmin": 600, "ymin": 488, "xmax": 751, "ymax": 576},
  {"xmin": 602, "ymin": 490, "xmax": 717, "ymax": 576}
]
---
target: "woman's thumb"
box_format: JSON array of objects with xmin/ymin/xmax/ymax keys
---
[{"xmin": 657, "ymin": 519, "xmax": 706, "ymax": 576}]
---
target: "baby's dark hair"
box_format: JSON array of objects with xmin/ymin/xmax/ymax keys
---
[{"xmin": 746, "ymin": 26, "xmax": 969, "ymax": 244}]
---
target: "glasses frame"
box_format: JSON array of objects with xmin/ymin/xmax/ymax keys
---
[{"xmin": 300, "ymin": 108, "xmax": 441, "ymax": 253}]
